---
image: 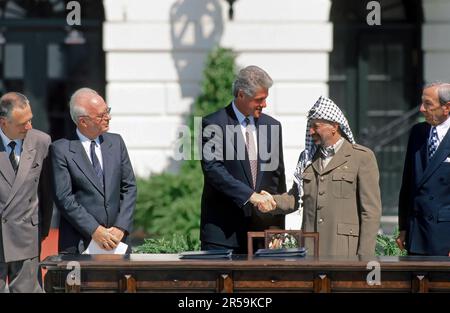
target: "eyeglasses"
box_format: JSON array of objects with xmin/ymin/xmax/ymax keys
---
[{"xmin": 80, "ymin": 107, "xmax": 111, "ymax": 121}]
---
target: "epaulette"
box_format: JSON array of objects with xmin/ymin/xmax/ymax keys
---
[{"xmin": 352, "ymin": 143, "xmax": 370, "ymax": 152}]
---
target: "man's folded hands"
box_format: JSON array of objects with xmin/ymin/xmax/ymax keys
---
[{"xmin": 92, "ymin": 225, "xmax": 121, "ymax": 250}]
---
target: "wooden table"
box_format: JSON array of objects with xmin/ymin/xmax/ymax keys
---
[{"xmin": 41, "ymin": 254, "xmax": 450, "ymax": 293}]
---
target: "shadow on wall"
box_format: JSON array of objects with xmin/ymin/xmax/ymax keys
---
[
  {"xmin": 166, "ymin": 0, "xmax": 224, "ymax": 173},
  {"xmin": 170, "ymin": 0, "xmax": 223, "ymax": 97}
]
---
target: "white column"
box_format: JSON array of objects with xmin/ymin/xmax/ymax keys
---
[{"xmin": 423, "ymin": 0, "xmax": 450, "ymax": 82}]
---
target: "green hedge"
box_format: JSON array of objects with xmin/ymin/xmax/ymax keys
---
[{"xmin": 133, "ymin": 47, "xmax": 237, "ymax": 249}]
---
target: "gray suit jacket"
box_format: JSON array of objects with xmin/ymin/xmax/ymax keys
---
[
  {"xmin": 0, "ymin": 129, "xmax": 52, "ymax": 263},
  {"xmin": 50, "ymin": 132, "xmax": 137, "ymax": 253},
  {"xmin": 273, "ymin": 140, "xmax": 382, "ymax": 257}
]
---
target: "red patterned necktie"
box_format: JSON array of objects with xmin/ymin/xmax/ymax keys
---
[{"xmin": 244, "ymin": 117, "xmax": 257, "ymax": 189}]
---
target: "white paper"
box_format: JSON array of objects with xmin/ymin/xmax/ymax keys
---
[{"xmin": 82, "ymin": 241, "xmax": 128, "ymax": 255}]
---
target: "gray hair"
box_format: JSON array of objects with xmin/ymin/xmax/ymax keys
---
[
  {"xmin": 424, "ymin": 81, "xmax": 444, "ymax": 89},
  {"xmin": 69, "ymin": 87, "xmax": 98, "ymax": 124},
  {"xmin": 232, "ymin": 65, "xmax": 273, "ymax": 97},
  {"xmin": 0, "ymin": 92, "xmax": 30, "ymax": 119},
  {"xmin": 424, "ymin": 81, "xmax": 450, "ymax": 106}
]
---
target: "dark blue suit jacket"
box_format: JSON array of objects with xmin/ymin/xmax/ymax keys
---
[
  {"xmin": 200, "ymin": 104, "xmax": 286, "ymax": 251},
  {"xmin": 398, "ymin": 122, "xmax": 450, "ymax": 255},
  {"xmin": 50, "ymin": 132, "xmax": 137, "ymax": 253}
]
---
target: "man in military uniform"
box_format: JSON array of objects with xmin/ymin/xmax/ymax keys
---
[{"xmin": 260, "ymin": 96, "xmax": 382, "ymax": 257}]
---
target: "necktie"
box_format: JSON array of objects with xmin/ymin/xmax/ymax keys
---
[
  {"xmin": 428, "ymin": 126, "xmax": 438, "ymax": 160},
  {"xmin": 244, "ymin": 117, "xmax": 257, "ymax": 189},
  {"xmin": 90, "ymin": 140, "xmax": 104, "ymax": 188},
  {"xmin": 8, "ymin": 141, "xmax": 18, "ymax": 174}
]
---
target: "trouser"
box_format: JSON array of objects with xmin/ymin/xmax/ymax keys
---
[
  {"xmin": 0, "ymin": 257, "xmax": 43, "ymax": 293},
  {"xmin": 0, "ymin": 220, "xmax": 42, "ymax": 293}
]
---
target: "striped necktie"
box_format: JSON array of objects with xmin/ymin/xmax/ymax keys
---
[
  {"xmin": 90, "ymin": 140, "xmax": 104, "ymax": 188},
  {"xmin": 8, "ymin": 141, "xmax": 18, "ymax": 174},
  {"xmin": 244, "ymin": 117, "xmax": 257, "ymax": 189}
]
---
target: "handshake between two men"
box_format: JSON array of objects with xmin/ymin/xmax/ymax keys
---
[{"xmin": 249, "ymin": 191, "xmax": 277, "ymax": 213}]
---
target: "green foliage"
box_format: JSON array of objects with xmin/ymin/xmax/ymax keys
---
[
  {"xmin": 375, "ymin": 228, "xmax": 407, "ymax": 256},
  {"xmin": 133, "ymin": 47, "xmax": 236, "ymax": 251},
  {"xmin": 133, "ymin": 172, "xmax": 202, "ymax": 241},
  {"xmin": 192, "ymin": 47, "xmax": 236, "ymax": 117},
  {"xmin": 133, "ymin": 234, "xmax": 201, "ymax": 254}
]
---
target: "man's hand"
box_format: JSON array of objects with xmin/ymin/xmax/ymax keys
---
[
  {"xmin": 107, "ymin": 227, "xmax": 125, "ymax": 242},
  {"xmin": 92, "ymin": 225, "xmax": 120, "ymax": 250},
  {"xmin": 250, "ymin": 191, "xmax": 276, "ymax": 213},
  {"xmin": 259, "ymin": 190, "xmax": 277, "ymax": 213},
  {"xmin": 396, "ymin": 230, "xmax": 406, "ymax": 251}
]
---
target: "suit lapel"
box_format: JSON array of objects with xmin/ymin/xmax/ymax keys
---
[
  {"xmin": 311, "ymin": 150, "xmax": 322, "ymax": 174},
  {"xmin": 322, "ymin": 140, "xmax": 352, "ymax": 174},
  {"xmin": 8, "ymin": 136, "xmax": 36, "ymax": 201},
  {"xmin": 3, "ymin": 134, "xmax": 36, "ymax": 209},
  {"xmin": 418, "ymin": 128, "xmax": 450, "ymax": 187},
  {"xmin": 0, "ymin": 140, "xmax": 15, "ymax": 187},
  {"xmin": 70, "ymin": 138, "xmax": 105, "ymax": 196},
  {"xmin": 312, "ymin": 140, "xmax": 351, "ymax": 175},
  {"xmin": 100, "ymin": 134, "xmax": 113, "ymax": 198},
  {"xmin": 225, "ymin": 104, "xmax": 254, "ymax": 189}
]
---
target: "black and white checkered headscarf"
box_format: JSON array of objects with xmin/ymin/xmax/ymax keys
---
[{"xmin": 293, "ymin": 96, "xmax": 355, "ymax": 205}]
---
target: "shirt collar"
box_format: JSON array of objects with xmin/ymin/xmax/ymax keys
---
[
  {"xmin": 0, "ymin": 126, "xmax": 21, "ymax": 149},
  {"xmin": 76, "ymin": 129, "xmax": 100, "ymax": 146},
  {"xmin": 320, "ymin": 137, "xmax": 345, "ymax": 159},
  {"xmin": 435, "ymin": 116, "xmax": 450, "ymax": 141},
  {"xmin": 232, "ymin": 101, "xmax": 254, "ymax": 126}
]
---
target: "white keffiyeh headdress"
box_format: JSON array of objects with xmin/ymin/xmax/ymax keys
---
[{"xmin": 293, "ymin": 96, "xmax": 356, "ymax": 205}]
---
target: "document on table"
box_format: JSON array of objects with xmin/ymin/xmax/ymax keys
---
[
  {"xmin": 82, "ymin": 241, "xmax": 128, "ymax": 255},
  {"xmin": 179, "ymin": 249, "xmax": 232, "ymax": 259}
]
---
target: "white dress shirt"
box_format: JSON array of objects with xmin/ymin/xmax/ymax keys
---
[
  {"xmin": 232, "ymin": 101, "xmax": 258, "ymax": 153},
  {"xmin": 0, "ymin": 127, "xmax": 22, "ymax": 164},
  {"xmin": 431, "ymin": 115, "xmax": 450, "ymax": 148},
  {"xmin": 76, "ymin": 129, "xmax": 103, "ymax": 170}
]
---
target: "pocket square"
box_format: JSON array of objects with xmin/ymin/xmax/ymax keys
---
[{"xmin": 445, "ymin": 157, "xmax": 450, "ymax": 163}]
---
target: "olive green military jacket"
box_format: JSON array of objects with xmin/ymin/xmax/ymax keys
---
[{"xmin": 272, "ymin": 140, "xmax": 382, "ymax": 257}]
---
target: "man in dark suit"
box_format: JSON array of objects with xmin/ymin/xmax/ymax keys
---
[
  {"xmin": 200, "ymin": 65, "xmax": 286, "ymax": 253},
  {"xmin": 0, "ymin": 92, "xmax": 53, "ymax": 292},
  {"xmin": 51, "ymin": 88, "xmax": 136, "ymax": 254},
  {"xmin": 397, "ymin": 82, "xmax": 450, "ymax": 256}
]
